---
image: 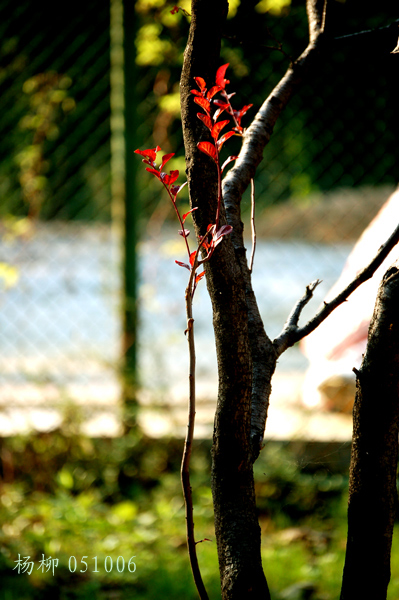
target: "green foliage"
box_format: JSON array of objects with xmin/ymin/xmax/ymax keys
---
[
  {"xmin": 1, "ymin": 432, "xmax": 399, "ymax": 598},
  {"xmin": 0, "ymin": 0, "xmax": 111, "ymax": 222},
  {"xmin": 254, "ymin": 443, "xmax": 348, "ymax": 525}
]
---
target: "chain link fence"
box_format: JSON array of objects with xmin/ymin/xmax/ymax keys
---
[
  {"xmin": 0, "ymin": 0, "xmax": 121, "ymax": 435},
  {"xmin": 0, "ymin": 0, "xmax": 397, "ymax": 439}
]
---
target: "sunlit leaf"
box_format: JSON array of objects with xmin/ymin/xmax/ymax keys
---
[
  {"xmin": 207, "ymin": 85, "xmax": 221, "ymax": 100},
  {"xmin": 236, "ymin": 104, "xmax": 253, "ymax": 118},
  {"xmin": 145, "ymin": 167, "xmax": 161, "ymax": 180},
  {"xmin": 215, "ymin": 63, "xmax": 230, "ymax": 90},
  {"xmin": 213, "ymin": 99, "xmax": 229, "ymax": 109},
  {"xmin": 211, "ymin": 225, "xmax": 233, "ymax": 249},
  {"xmin": 160, "ymin": 153, "xmax": 175, "ymax": 171},
  {"xmin": 171, "ymin": 181, "xmax": 187, "ymax": 197},
  {"xmin": 134, "ymin": 146, "xmax": 161, "ymax": 164},
  {"xmin": 195, "ymin": 271, "xmax": 205, "ymax": 284},
  {"xmin": 214, "ymin": 224, "xmax": 233, "ymax": 240},
  {"xmin": 213, "ymin": 106, "xmax": 227, "ymax": 121},
  {"xmin": 175, "ymin": 260, "xmax": 191, "ymax": 271},
  {"xmin": 197, "ymin": 141, "xmax": 218, "ymax": 162},
  {"xmin": 182, "ymin": 206, "xmax": 198, "ymax": 222},
  {"xmin": 161, "ymin": 170, "xmax": 179, "ymax": 185},
  {"xmin": 216, "ymin": 131, "xmax": 235, "ymax": 151},
  {"xmin": 197, "ymin": 113, "xmax": 213, "ymax": 131},
  {"xmin": 194, "ymin": 76, "xmax": 207, "ymax": 91},
  {"xmin": 211, "ymin": 120, "xmax": 230, "ymax": 141},
  {"xmin": 194, "ymin": 96, "xmax": 211, "ymax": 114},
  {"xmin": 189, "ymin": 250, "xmax": 197, "ymax": 267}
]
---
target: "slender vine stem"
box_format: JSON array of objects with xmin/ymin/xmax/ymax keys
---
[{"xmin": 180, "ymin": 252, "xmax": 209, "ymax": 600}]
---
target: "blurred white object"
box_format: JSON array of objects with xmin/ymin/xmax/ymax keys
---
[{"xmin": 301, "ymin": 187, "xmax": 399, "ymax": 411}]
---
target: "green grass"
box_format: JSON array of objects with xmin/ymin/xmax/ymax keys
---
[{"xmin": 0, "ymin": 434, "xmax": 398, "ymax": 599}]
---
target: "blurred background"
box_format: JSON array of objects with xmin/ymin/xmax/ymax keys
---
[{"xmin": 0, "ymin": 1, "xmax": 398, "ymax": 598}]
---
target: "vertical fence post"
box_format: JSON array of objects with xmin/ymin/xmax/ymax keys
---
[{"xmin": 110, "ymin": 0, "xmax": 139, "ymax": 424}]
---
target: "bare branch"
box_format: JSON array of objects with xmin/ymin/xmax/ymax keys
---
[
  {"xmin": 335, "ymin": 19, "xmax": 399, "ymax": 43},
  {"xmin": 273, "ymin": 221, "xmax": 399, "ymax": 357},
  {"xmin": 223, "ymin": 3, "xmax": 328, "ymax": 244},
  {"xmin": 222, "ymin": 0, "xmax": 329, "ymax": 457},
  {"xmin": 248, "ymin": 178, "xmax": 256, "ymax": 273},
  {"xmin": 307, "ymin": 0, "xmax": 327, "ymax": 42},
  {"xmin": 284, "ymin": 279, "xmax": 321, "ymax": 329}
]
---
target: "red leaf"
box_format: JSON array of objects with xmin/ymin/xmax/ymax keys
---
[
  {"xmin": 135, "ymin": 146, "xmax": 161, "ymax": 164},
  {"xmin": 160, "ymin": 153, "xmax": 175, "ymax": 171},
  {"xmin": 189, "ymin": 250, "xmax": 197, "ymax": 267},
  {"xmin": 214, "ymin": 224, "xmax": 233, "ymax": 240},
  {"xmin": 171, "ymin": 181, "xmax": 187, "ymax": 197},
  {"xmin": 215, "ymin": 63, "xmax": 230, "ymax": 90},
  {"xmin": 236, "ymin": 104, "xmax": 253, "ymax": 118},
  {"xmin": 221, "ymin": 155, "xmax": 238, "ymax": 173},
  {"xmin": 145, "ymin": 167, "xmax": 161, "ymax": 180},
  {"xmin": 211, "ymin": 225, "xmax": 233, "ymax": 249},
  {"xmin": 178, "ymin": 229, "xmax": 190, "ymax": 237},
  {"xmin": 213, "ymin": 106, "xmax": 227, "ymax": 121},
  {"xmin": 194, "ymin": 96, "xmax": 211, "ymax": 114},
  {"xmin": 197, "ymin": 141, "xmax": 218, "ymax": 162},
  {"xmin": 190, "ymin": 89, "xmax": 203, "ymax": 97},
  {"xmin": 213, "ymin": 99, "xmax": 229, "ymax": 109},
  {"xmin": 207, "ymin": 85, "xmax": 221, "ymax": 100},
  {"xmin": 216, "ymin": 131, "xmax": 235, "ymax": 151},
  {"xmin": 195, "ymin": 271, "xmax": 205, "ymax": 284},
  {"xmin": 175, "ymin": 260, "xmax": 191, "ymax": 271},
  {"xmin": 182, "ymin": 207, "xmax": 198, "ymax": 222},
  {"xmin": 194, "ymin": 76, "xmax": 207, "ymax": 91},
  {"xmin": 197, "ymin": 113, "xmax": 213, "ymax": 131},
  {"xmin": 211, "ymin": 119, "xmax": 230, "ymax": 141},
  {"xmin": 161, "ymin": 170, "xmax": 179, "ymax": 185}
]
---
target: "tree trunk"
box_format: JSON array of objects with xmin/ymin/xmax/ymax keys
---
[
  {"xmin": 340, "ymin": 260, "xmax": 399, "ymax": 600},
  {"xmin": 180, "ymin": 1, "xmax": 271, "ymax": 597}
]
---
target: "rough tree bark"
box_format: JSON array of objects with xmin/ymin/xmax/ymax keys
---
[
  {"xmin": 181, "ymin": 1, "xmax": 270, "ymax": 597},
  {"xmin": 340, "ymin": 260, "xmax": 399, "ymax": 600},
  {"xmin": 180, "ymin": 0, "xmax": 399, "ymax": 598},
  {"xmin": 180, "ymin": 1, "xmax": 328, "ymax": 598}
]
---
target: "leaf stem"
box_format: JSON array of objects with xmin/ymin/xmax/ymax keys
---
[
  {"xmin": 164, "ymin": 182, "xmax": 191, "ymax": 259},
  {"xmin": 215, "ymin": 159, "xmax": 222, "ymax": 231}
]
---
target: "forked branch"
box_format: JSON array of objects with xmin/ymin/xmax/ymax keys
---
[{"xmin": 273, "ymin": 220, "xmax": 399, "ymax": 357}]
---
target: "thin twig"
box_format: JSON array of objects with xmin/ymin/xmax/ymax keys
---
[
  {"xmin": 334, "ymin": 19, "xmax": 399, "ymax": 42},
  {"xmin": 180, "ymin": 262, "xmax": 209, "ymax": 600},
  {"xmin": 273, "ymin": 220, "xmax": 399, "ymax": 357},
  {"xmin": 282, "ymin": 279, "xmax": 321, "ymax": 331},
  {"xmin": 249, "ymin": 178, "xmax": 256, "ymax": 273}
]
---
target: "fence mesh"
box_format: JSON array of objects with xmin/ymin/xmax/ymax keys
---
[{"xmin": 0, "ymin": 0, "xmax": 398, "ymax": 439}]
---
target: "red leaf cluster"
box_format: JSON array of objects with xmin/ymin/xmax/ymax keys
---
[
  {"xmin": 134, "ymin": 147, "xmax": 184, "ymax": 198},
  {"xmin": 191, "ymin": 64, "xmax": 252, "ymax": 162}
]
